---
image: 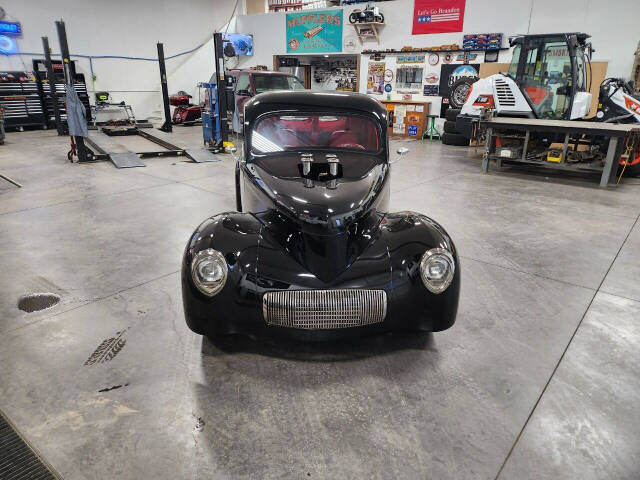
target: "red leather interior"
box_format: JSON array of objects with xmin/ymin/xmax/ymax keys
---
[
  {"xmin": 329, "ymin": 130, "xmax": 364, "ymax": 150},
  {"xmin": 253, "ymin": 115, "xmax": 378, "ymax": 151}
]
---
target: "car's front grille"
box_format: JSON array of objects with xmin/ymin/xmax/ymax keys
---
[{"xmin": 262, "ymin": 289, "xmax": 387, "ymax": 329}]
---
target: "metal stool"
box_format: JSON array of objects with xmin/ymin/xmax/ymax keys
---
[{"xmin": 422, "ymin": 114, "xmax": 441, "ymax": 141}]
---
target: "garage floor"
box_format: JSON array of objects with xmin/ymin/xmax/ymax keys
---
[{"xmin": 1, "ymin": 128, "xmax": 639, "ymax": 480}]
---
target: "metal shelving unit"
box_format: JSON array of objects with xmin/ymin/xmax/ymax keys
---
[{"xmin": 0, "ymin": 72, "xmax": 46, "ymax": 130}]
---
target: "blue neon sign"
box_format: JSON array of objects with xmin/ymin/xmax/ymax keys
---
[
  {"xmin": 0, "ymin": 21, "xmax": 21, "ymax": 36},
  {"xmin": 0, "ymin": 35, "xmax": 16, "ymax": 55}
]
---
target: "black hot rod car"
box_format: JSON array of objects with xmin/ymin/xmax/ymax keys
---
[{"xmin": 182, "ymin": 91, "xmax": 459, "ymax": 339}]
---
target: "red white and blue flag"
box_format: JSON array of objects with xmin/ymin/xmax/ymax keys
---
[{"xmin": 412, "ymin": 0, "xmax": 465, "ymax": 35}]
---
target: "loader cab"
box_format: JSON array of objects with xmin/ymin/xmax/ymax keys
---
[{"xmin": 508, "ymin": 33, "xmax": 590, "ymax": 120}]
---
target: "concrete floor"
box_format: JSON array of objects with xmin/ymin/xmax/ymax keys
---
[{"xmin": 1, "ymin": 127, "xmax": 639, "ymax": 479}]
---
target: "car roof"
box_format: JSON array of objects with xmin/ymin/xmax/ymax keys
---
[{"xmin": 243, "ymin": 91, "xmax": 388, "ymax": 126}]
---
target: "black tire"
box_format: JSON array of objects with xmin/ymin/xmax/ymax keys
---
[
  {"xmin": 445, "ymin": 108, "xmax": 461, "ymax": 122},
  {"xmin": 442, "ymin": 132, "xmax": 470, "ymax": 146},
  {"xmin": 349, "ymin": 12, "xmax": 358, "ymax": 23},
  {"xmin": 449, "ymin": 77, "xmax": 478, "ymax": 109},
  {"xmin": 443, "ymin": 121, "xmax": 458, "ymax": 134},
  {"xmin": 377, "ymin": 13, "xmax": 384, "ymax": 23}
]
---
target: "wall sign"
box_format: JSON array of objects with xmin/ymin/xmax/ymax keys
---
[
  {"xmin": 428, "ymin": 53, "xmax": 440, "ymax": 66},
  {"xmin": 384, "ymin": 83, "xmax": 392, "ymax": 92},
  {"xmin": 0, "ymin": 21, "xmax": 21, "ymax": 36},
  {"xmin": 423, "ymin": 84, "xmax": 439, "ymax": 96},
  {"xmin": 366, "ymin": 62, "xmax": 385, "ymax": 94},
  {"xmin": 393, "ymin": 123, "xmax": 406, "ymax": 134},
  {"xmin": 456, "ymin": 53, "xmax": 477, "ymax": 62},
  {"xmin": 408, "ymin": 124, "xmax": 418, "ymax": 136},
  {"xmin": 397, "ymin": 55, "xmax": 425, "ymax": 64},
  {"xmin": 439, "ymin": 63, "xmax": 479, "ymax": 116},
  {"xmin": 413, "ymin": 0, "xmax": 465, "ymax": 35},
  {"xmin": 286, "ymin": 10, "xmax": 343, "ymax": 53},
  {"xmin": 384, "ymin": 69, "xmax": 394, "ymax": 82},
  {"xmin": 425, "ymin": 72, "xmax": 439, "ymax": 84}
]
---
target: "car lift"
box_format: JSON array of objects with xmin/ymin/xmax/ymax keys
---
[{"xmin": 50, "ymin": 21, "xmax": 226, "ymax": 168}]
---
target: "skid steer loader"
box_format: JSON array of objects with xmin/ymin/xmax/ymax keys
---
[{"xmin": 453, "ymin": 33, "xmax": 640, "ymax": 176}]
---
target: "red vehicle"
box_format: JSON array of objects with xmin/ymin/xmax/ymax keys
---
[
  {"xmin": 169, "ymin": 91, "xmax": 202, "ymax": 124},
  {"xmin": 227, "ymin": 70, "xmax": 305, "ymax": 133}
]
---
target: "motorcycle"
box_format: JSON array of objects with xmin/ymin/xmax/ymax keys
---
[{"xmin": 349, "ymin": 4, "xmax": 384, "ymax": 24}]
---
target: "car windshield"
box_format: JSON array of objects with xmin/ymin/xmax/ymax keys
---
[
  {"xmin": 253, "ymin": 75, "xmax": 305, "ymax": 94},
  {"xmin": 251, "ymin": 114, "xmax": 380, "ymax": 154}
]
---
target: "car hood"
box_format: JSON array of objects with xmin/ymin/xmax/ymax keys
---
[{"xmin": 248, "ymin": 160, "xmax": 388, "ymax": 235}]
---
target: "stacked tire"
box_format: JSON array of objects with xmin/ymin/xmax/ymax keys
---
[{"xmin": 441, "ymin": 108, "xmax": 470, "ymax": 146}]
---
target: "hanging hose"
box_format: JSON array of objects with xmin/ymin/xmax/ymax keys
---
[{"xmin": 617, "ymin": 133, "xmax": 639, "ymax": 184}]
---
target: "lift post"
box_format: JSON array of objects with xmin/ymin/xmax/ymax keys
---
[
  {"xmin": 212, "ymin": 33, "xmax": 229, "ymax": 146},
  {"xmin": 41, "ymin": 36, "xmax": 63, "ymax": 136},
  {"xmin": 157, "ymin": 42, "xmax": 172, "ymax": 133},
  {"xmin": 55, "ymin": 20, "xmax": 92, "ymax": 162}
]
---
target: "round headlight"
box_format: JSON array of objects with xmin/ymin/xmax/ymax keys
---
[
  {"xmin": 419, "ymin": 248, "xmax": 455, "ymax": 294},
  {"xmin": 191, "ymin": 248, "xmax": 228, "ymax": 296}
]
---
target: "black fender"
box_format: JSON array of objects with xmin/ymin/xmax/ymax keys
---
[
  {"xmin": 382, "ymin": 211, "xmax": 460, "ymax": 332},
  {"xmin": 182, "ymin": 211, "xmax": 460, "ymax": 338},
  {"xmin": 181, "ymin": 212, "xmax": 261, "ymax": 335}
]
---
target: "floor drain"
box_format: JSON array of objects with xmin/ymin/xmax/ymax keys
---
[
  {"xmin": 17, "ymin": 293, "xmax": 61, "ymax": 312},
  {"xmin": 0, "ymin": 408, "xmax": 61, "ymax": 479}
]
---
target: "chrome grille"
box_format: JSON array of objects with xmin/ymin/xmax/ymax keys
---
[
  {"xmin": 263, "ymin": 289, "xmax": 387, "ymax": 329},
  {"xmin": 494, "ymin": 78, "xmax": 516, "ymax": 106}
]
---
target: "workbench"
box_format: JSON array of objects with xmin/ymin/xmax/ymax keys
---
[{"xmin": 479, "ymin": 117, "xmax": 639, "ymax": 187}]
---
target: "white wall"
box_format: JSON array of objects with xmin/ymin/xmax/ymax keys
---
[
  {"xmin": 0, "ymin": 0, "xmax": 242, "ymax": 119},
  {"xmin": 235, "ymin": 0, "xmax": 640, "ymax": 115}
]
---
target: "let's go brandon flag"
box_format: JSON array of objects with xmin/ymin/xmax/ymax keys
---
[{"xmin": 412, "ymin": 0, "xmax": 465, "ymax": 35}]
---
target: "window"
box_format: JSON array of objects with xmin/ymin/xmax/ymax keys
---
[
  {"xmin": 575, "ymin": 49, "xmax": 586, "ymax": 90},
  {"xmin": 252, "ymin": 75, "xmax": 305, "ymax": 94},
  {"xmin": 251, "ymin": 114, "xmax": 380, "ymax": 153},
  {"xmin": 508, "ymin": 45, "xmax": 520, "ymax": 78},
  {"xmin": 519, "ymin": 37, "xmax": 573, "ymax": 119},
  {"xmin": 395, "ymin": 67, "xmax": 423, "ymax": 90},
  {"xmin": 235, "ymin": 74, "xmax": 251, "ymax": 95}
]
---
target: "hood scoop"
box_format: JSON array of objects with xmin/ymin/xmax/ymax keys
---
[
  {"xmin": 257, "ymin": 210, "xmax": 383, "ymax": 283},
  {"xmin": 251, "ymin": 161, "xmax": 387, "ymax": 236}
]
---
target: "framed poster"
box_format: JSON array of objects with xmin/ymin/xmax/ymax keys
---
[
  {"xmin": 366, "ymin": 62, "xmax": 386, "ymax": 94},
  {"xmin": 286, "ymin": 10, "xmax": 343, "ymax": 53},
  {"xmin": 439, "ymin": 63, "xmax": 479, "ymax": 116},
  {"xmin": 413, "ymin": 0, "xmax": 465, "ymax": 35}
]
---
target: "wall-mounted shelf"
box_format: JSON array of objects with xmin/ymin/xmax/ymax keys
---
[
  {"xmin": 350, "ymin": 22, "xmax": 384, "ymax": 45},
  {"xmin": 362, "ymin": 47, "xmax": 509, "ymax": 55}
]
